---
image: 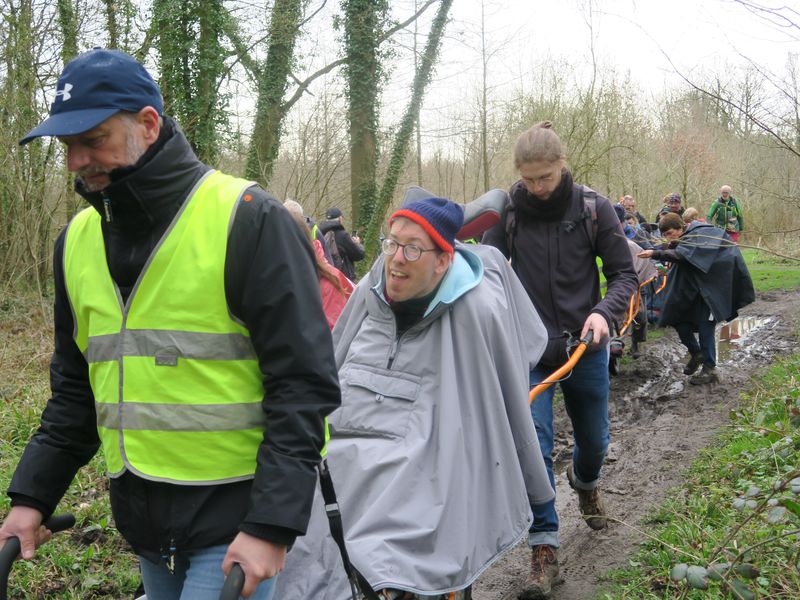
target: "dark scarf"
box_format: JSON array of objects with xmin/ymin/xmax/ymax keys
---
[
  {"xmin": 513, "ymin": 168, "xmax": 574, "ymax": 222},
  {"xmin": 388, "ymin": 282, "xmax": 443, "ymax": 336}
]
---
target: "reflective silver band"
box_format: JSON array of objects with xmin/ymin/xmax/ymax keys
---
[
  {"xmin": 86, "ymin": 330, "xmax": 256, "ymax": 363},
  {"xmin": 96, "ymin": 401, "xmax": 265, "ymax": 431}
]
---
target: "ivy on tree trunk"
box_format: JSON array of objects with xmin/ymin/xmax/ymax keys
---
[
  {"xmin": 154, "ymin": 0, "xmax": 227, "ymax": 164},
  {"xmin": 343, "ymin": 0, "xmax": 388, "ymax": 230},
  {"xmin": 245, "ymin": 0, "xmax": 303, "ymax": 186},
  {"xmin": 362, "ymin": 0, "xmax": 453, "ymax": 265}
]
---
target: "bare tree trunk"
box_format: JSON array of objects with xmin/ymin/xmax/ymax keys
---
[
  {"xmin": 57, "ymin": 0, "xmax": 79, "ymax": 220},
  {"xmin": 414, "ymin": 0, "xmax": 423, "ymax": 186},
  {"xmin": 0, "ymin": 0, "xmax": 52, "ymax": 292},
  {"xmin": 479, "ymin": 0, "xmax": 489, "ymax": 192}
]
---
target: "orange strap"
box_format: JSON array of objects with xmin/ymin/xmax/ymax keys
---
[
  {"xmin": 529, "ymin": 342, "xmax": 589, "ymax": 404},
  {"xmin": 618, "ymin": 276, "xmax": 656, "ymax": 336},
  {"xmin": 617, "ymin": 293, "xmax": 637, "ymax": 336},
  {"xmin": 655, "ymin": 274, "xmax": 667, "ymax": 294}
]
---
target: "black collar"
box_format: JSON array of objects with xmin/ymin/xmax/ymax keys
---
[{"xmin": 76, "ymin": 117, "xmax": 211, "ymax": 232}]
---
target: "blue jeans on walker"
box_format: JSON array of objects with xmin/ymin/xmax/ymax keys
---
[
  {"xmin": 138, "ymin": 544, "xmax": 277, "ymax": 600},
  {"xmin": 528, "ymin": 348, "xmax": 610, "ymax": 548}
]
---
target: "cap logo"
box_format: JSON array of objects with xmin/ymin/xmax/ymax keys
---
[{"xmin": 55, "ymin": 83, "xmax": 73, "ymax": 102}]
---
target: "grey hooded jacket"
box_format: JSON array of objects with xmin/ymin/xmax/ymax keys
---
[{"xmin": 274, "ymin": 243, "xmax": 554, "ymax": 598}]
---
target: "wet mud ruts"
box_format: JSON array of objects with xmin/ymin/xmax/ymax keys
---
[{"xmin": 471, "ymin": 290, "xmax": 800, "ymax": 600}]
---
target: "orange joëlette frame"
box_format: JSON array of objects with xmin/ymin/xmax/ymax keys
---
[{"xmin": 529, "ymin": 332, "xmax": 594, "ymax": 404}]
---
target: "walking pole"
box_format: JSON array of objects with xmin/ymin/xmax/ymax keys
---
[{"xmin": 529, "ymin": 331, "xmax": 594, "ymax": 404}]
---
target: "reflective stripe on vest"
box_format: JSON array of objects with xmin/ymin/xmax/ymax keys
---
[{"xmin": 63, "ymin": 170, "xmax": 265, "ymax": 484}]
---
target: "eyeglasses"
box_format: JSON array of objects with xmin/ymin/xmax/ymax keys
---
[{"xmin": 381, "ymin": 238, "xmax": 437, "ymax": 261}]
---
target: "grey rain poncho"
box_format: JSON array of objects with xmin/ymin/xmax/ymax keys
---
[{"xmin": 274, "ymin": 243, "xmax": 553, "ymax": 599}]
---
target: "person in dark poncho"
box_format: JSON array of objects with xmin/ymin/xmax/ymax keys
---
[{"xmin": 639, "ymin": 212, "xmax": 755, "ymax": 384}]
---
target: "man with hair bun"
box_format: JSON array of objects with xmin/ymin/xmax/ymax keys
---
[{"xmin": 483, "ymin": 121, "xmax": 637, "ymax": 599}]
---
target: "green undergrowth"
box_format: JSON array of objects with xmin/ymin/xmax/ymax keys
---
[
  {"xmin": 734, "ymin": 249, "xmax": 800, "ymax": 293},
  {"xmin": 0, "ymin": 294, "xmax": 140, "ymax": 598},
  {"xmin": 599, "ymin": 354, "xmax": 800, "ymax": 599}
]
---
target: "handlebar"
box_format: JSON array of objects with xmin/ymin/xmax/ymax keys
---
[
  {"xmin": 529, "ymin": 330, "xmax": 594, "ymax": 404},
  {"xmin": 2, "ymin": 516, "xmax": 249, "ymax": 600},
  {"xmin": 0, "ymin": 513, "xmax": 76, "ymax": 600},
  {"xmin": 219, "ymin": 563, "xmax": 245, "ymax": 600}
]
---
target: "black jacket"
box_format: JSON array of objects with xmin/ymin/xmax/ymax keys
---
[
  {"xmin": 319, "ymin": 219, "xmax": 364, "ymax": 280},
  {"xmin": 651, "ymin": 223, "xmax": 755, "ymax": 326},
  {"xmin": 7, "ymin": 118, "xmax": 340, "ymax": 559},
  {"xmin": 482, "ymin": 178, "xmax": 638, "ymax": 367}
]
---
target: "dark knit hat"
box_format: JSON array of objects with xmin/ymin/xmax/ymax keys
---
[
  {"xmin": 325, "ymin": 207, "xmax": 343, "ymax": 219},
  {"xmin": 389, "ymin": 197, "xmax": 464, "ymax": 255},
  {"xmin": 613, "ymin": 203, "xmax": 626, "ymax": 223}
]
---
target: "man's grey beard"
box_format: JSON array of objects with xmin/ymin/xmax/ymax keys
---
[{"xmin": 79, "ymin": 123, "xmax": 149, "ymax": 192}]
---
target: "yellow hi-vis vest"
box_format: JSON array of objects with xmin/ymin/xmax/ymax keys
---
[{"xmin": 63, "ymin": 170, "xmax": 266, "ymax": 484}]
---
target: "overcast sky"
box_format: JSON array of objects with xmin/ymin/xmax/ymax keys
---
[
  {"xmin": 440, "ymin": 0, "xmax": 798, "ymax": 91},
  {"xmin": 359, "ymin": 0, "xmax": 798, "ymax": 149}
]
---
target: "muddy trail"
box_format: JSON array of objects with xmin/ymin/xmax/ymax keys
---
[{"xmin": 471, "ymin": 289, "xmax": 800, "ymax": 600}]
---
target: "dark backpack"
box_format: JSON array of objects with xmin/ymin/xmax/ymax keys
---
[
  {"xmin": 503, "ymin": 186, "xmax": 599, "ymax": 264},
  {"xmin": 324, "ymin": 230, "xmax": 345, "ymax": 271}
]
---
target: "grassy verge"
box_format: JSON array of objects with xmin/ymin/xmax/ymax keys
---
[
  {"xmin": 739, "ymin": 249, "xmax": 800, "ymax": 293},
  {"xmin": 600, "ymin": 354, "xmax": 800, "ymax": 599},
  {"xmin": 0, "ymin": 294, "xmax": 140, "ymax": 599}
]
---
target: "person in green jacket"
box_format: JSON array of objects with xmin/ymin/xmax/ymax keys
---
[{"xmin": 707, "ymin": 185, "xmax": 743, "ymax": 243}]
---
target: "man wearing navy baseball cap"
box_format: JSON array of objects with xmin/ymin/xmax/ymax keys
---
[{"xmin": 2, "ymin": 48, "xmax": 340, "ymax": 599}]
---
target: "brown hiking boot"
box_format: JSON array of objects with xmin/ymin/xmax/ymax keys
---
[
  {"xmin": 690, "ymin": 364, "xmax": 719, "ymax": 385},
  {"xmin": 518, "ymin": 545, "xmax": 559, "ymax": 600},
  {"xmin": 567, "ymin": 465, "xmax": 607, "ymax": 530},
  {"xmin": 683, "ymin": 352, "xmax": 703, "ymax": 375}
]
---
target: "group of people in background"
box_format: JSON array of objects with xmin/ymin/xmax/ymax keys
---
[
  {"xmin": 617, "ymin": 185, "xmax": 744, "ymax": 250},
  {"xmin": 0, "ymin": 47, "xmax": 756, "ymax": 600},
  {"xmin": 613, "ymin": 186, "xmax": 753, "ymax": 387}
]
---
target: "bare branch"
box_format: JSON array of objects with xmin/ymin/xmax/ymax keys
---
[{"xmin": 283, "ymin": 0, "xmax": 439, "ymax": 112}]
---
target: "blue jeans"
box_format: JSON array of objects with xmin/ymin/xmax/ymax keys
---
[
  {"xmin": 138, "ymin": 544, "xmax": 277, "ymax": 600},
  {"xmin": 674, "ymin": 319, "xmax": 716, "ymax": 368},
  {"xmin": 528, "ymin": 348, "xmax": 610, "ymax": 548}
]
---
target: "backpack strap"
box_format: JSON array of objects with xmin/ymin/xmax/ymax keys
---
[
  {"xmin": 503, "ymin": 186, "xmax": 599, "ymax": 259},
  {"xmin": 317, "ymin": 460, "xmax": 381, "ymax": 600},
  {"xmin": 580, "ymin": 186, "xmax": 599, "ymax": 254},
  {"xmin": 502, "ymin": 201, "xmax": 517, "ymax": 265}
]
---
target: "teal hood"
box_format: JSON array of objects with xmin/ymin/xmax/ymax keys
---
[{"xmin": 371, "ymin": 244, "xmax": 484, "ymax": 316}]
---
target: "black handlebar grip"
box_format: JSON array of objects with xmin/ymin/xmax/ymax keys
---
[
  {"xmin": 0, "ymin": 513, "xmax": 76, "ymax": 600},
  {"xmin": 219, "ymin": 562, "xmax": 245, "ymax": 600},
  {"xmin": 42, "ymin": 514, "xmax": 76, "ymax": 535}
]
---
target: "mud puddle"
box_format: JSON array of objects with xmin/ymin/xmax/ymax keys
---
[
  {"xmin": 471, "ymin": 291, "xmax": 800, "ymax": 600},
  {"xmin": 717, "ymin": 316, "xmax": 775, "ymax": 362}
]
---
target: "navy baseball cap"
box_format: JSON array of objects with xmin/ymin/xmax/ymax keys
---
[{"xmin": 19, "ymin": 48, "xmax": 163, "ymax": 145}]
